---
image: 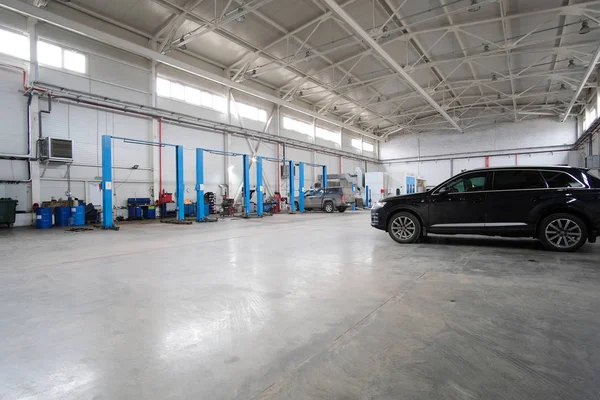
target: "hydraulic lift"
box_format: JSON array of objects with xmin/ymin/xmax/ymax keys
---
[
  {"xmin": 297, "ymin": 162, "xmax": 327, "ymax": 213},
  {"xmin": 101, "ymin": 135, "xmax": 184, "ymax": 229}
]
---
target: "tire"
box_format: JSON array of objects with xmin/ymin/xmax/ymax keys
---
[
  {"xmin": 538, "ymin": 213, "xmax": 587, "ymax": 252},
  {"xmin": 323, "ymin": 201, "xmax": 334, "ymax": 213},
  {"xmin": 294, "ymin": 202, "xmax": 299, "ymax": 211},
  {"xmin": 387, "ymin": 211, "xmax": 421, "ymax": 244},
  {"xmin": 337, "ymin": 207, "xmax": 347, "ymax": 213}
]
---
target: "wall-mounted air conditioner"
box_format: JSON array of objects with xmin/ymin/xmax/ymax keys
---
[{"xmin": 39, "ymin": 138, "xmax": 73, "ymax": 162}]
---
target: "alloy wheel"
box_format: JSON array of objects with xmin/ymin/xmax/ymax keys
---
[
  {"xmin": 544, "ymin": 218, "xmax": 582, "ymax": 249},
  {"xmin": 391, "ymin": 216, "xmax": 416, "ymax": 241}
]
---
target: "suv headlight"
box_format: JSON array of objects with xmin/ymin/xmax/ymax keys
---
[{"xmin": 372, "ymin": 201, "xmax": 385, "ymax": 209}]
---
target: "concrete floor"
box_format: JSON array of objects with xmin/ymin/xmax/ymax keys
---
[{"xmin": 1, "ymin": 212, "xmax": 599, "ymax": 400}]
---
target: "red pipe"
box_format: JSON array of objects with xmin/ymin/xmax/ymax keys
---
[
  {"xmin": 515, "ymin": 153, "xmax": 518, "ymax": 165},
  {"xmin": 159, "ymin": 118, "xmax": 163, "ymax": 197},
  {"xmin": 277, "ymin": 143, "xmax": 281, "ymax": 193},
  {"xmin": 485, "ymin": 155, "xmax": 490, "ymax": 168}
]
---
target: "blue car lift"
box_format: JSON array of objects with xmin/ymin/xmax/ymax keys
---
[
  {"xmin": 296, "ymin": 163, "xmax": 328, "ymax": 213},
  {"xmin": 196, "ymin": 148, "xmax": 251, "ymax": 220},
  {"xmin": 261, "ymin": 156, "xmax": 293, "ymax": 215},
  {"xmin": 101, "ymin": 135, "xmax": 183, "ymax": 229}
]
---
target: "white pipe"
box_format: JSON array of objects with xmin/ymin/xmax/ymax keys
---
[
  {"xmin": 0, "ymin": 0, "xmax": 382, "ymax": 141},
  {"xmin": 561, "ymin": 43, "xmax": 600, "ymax": 122},
  {"xmin": 320, "ymin": 0, "xmax": 462, "ymax": 132}
]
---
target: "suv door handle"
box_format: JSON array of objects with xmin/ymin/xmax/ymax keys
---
[{"xmin": 468, "ymin": 196, "xmax": 484, "ymax": 204}]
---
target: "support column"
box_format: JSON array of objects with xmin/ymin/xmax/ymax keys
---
[
  {"xmin": 352, "ymin": 184, "xmax": 356, "ymax": 211},
  {"xmin": 256, "ymin": 156, "xmax": 263, "ymax": 216},
  {"xmin": 243, "ymin": 154, "xmax": 250, "ymax": 216},
  {"xmin": 322, "ymin": 165, "xmax": 328, "ymax": 188},
  {"xmin": 298, "ymin": 162, "xmax": 305, "ymax": 212},
  {"xmin": 196, "ymin": 148, "xmax": 205, "ymax": 222},
  {"xmin": 176, "ymin": 145, "xmax": 184, "ymax": 220},
  {"xmin": 365, "ymin": 185, "xmax": 370, "ymax": 208},
  {"xmin": 289, "ymin": 160, "xmax": 295, "ymax": 213},
  {"xmin": 101, "ymin": 135, "xmax": 113, "ymax": 229}
]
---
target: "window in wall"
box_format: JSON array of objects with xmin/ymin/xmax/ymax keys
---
[
  {"xmin": 38, "ymin": 41, "xmax": 87, "ymax": 73},
  {"xmin": 492, "ymin": 170, "xmax": 545, "ymax": 191},
  {"xmin": 0, "ymin": 28, "xmax": 30, "ymax": 60},
  {"xmin": 233, "ymin": 101, "xmax": 267, "ymax": 122},
  {"xmin": 351, "ymin": 138, "xmax": 362, "ymax": 149},
  {"xmin": 156, "ymin": 77, "xmax": 227, "ymax": 113},
  {"xmin": 363, "ymin": 142, "xmax": 374, "ymax": 152},
  {"xmin": 283, "ymin": 116, "xmax": 313, "ymax": 136},
  {"xmin": 315, "ymin": 127, "xmax": 341, "ymax": 144}
]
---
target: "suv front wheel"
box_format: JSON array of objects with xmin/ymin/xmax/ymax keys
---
[
  {"xmin": 538, "ymin": 213, "xmax": 588, "ymax": 252},
  {"xmin": 387, "ymin": 212, "xmax": 421, "ymax": 244}
]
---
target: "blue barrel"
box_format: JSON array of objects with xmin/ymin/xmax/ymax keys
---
[
  {"xmin": 54, "ymin": 206, "xmax": 70, "ymax": 226},
  {"xmin": 71, "ymin": 206, "xmax": 85, "ymax": 226},
  {"xmin": 36, "ymin": 208, "xmax": 53, "ymax": 229},
  {"xmin": 128, "ymin": 206, "xmax": 142, "ymax": 219},
  {"xmin": 142, "ymin": 206, "xmax": 156, "ymax": 219}
]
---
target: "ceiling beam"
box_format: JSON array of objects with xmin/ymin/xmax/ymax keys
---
[
  {"xmin": 561, "ymin": 42, "xmax": 600, "ymax": 122},
  {"xmin": 0, "ymin": 0, "xmax": 383, "ymax": 140},
  {"xmin": 321, "ymin": 0, "xmax": 462, "ymax": 132}
]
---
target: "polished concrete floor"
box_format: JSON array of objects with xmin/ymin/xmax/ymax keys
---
[{"xmin": 1, "ymin": 212, "xmax": 599, "ymax": 399}]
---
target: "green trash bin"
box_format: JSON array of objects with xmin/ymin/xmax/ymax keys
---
[{"xmin": 0, "ymin": 198, "xmax": 18, "ymax": 228}]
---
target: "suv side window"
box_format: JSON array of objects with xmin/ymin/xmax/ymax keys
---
[
  {"xmin": 441, "ymin": 172, "xmax": 487, "ymax": 193},
  {"xmin": 541, "ymin": 171, "xmax": 584, "ymax": 188},
  {"xmin": 492, "ymin": 170, "xmax": 546, "ymax": 191}
]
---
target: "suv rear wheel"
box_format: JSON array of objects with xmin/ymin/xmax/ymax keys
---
[
  {"xmin": 538, "ymin": 213, "xmax": 588, "ymax": 252},
  {"xmin": 323, "ymin": 201, "xmax": 334, "ymax": 213},
  {"xmin": 388, "ymin": 212, "xmax": 421, "ymax": 244}
]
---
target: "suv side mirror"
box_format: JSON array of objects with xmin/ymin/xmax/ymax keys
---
[{"xmin": 437, "ymin": 186, "xmax": 449, "ymax": 195}]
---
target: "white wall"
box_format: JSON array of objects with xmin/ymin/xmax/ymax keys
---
[{"xmin": 380, "ymin": 118, "xmax": 577, "ymax": 186}]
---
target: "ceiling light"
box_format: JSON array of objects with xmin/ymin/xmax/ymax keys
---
[
  {"xmin": 381, "ymin": 26, "xmax": 390, "ymax": 39},
  {"xmin": 568, "ymin": 59, "xmax": 576, "ymax": 69},
  {"xmin": 235, "ymin": 8, "xmax": 246, "ymax": 23},
  {"xmin": 468, "ymin": 0, "xmax": 481, "ymax": 12},
  {"xmin": 377, "ymin": 97, "xmax": 381, "ymax": 102},
  {"xmin": 333, "ymin": 106, "xmax": 337, "ymax": 111},
  {"xmin": 497, "ymin": 93, "xmax": 501, "ymax": 100},
  {"xmin": 252, "ymin": 69, "xmax": 256, "ymax": 75},
  {"xmin": 305, "ymin": 51, "xmax": 310, "ymax": 58},
  {"xmin": 483, "ymin": 44, "xmax": 490, "ymax": 54},
  {"xmin": 560, "ymin": 83, "xmax": 567, "ymax": 90},
  {"xmin": 179, "ymin": 37, "xmax": 187, "ymax": 51},
  {"xmin": 491, "ymin": 74, "xmax": 497, "ymax": 81},
  {"xmin": 347, "ymin": 78, "xmax": 352, "ymax": 84},
  {"xmin": 555, "ymin": 100, "xmax": 561, "ymax": 106},
  {"xmin": 298, "ymin": 91, "xmax": 303, "ymax": 96},
  {"xmin": 580, "ymin": 21, "xmax": 590, "ymax": 35}
]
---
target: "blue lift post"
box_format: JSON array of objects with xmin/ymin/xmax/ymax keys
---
[
  {"xmin": 322, "ymin": 165, "xmax": 328, "ymax": 188},
  {"xmin": 102, "ymin": 135, "xmax": 183, "ymax": 227},
  {"xmin": 352, "ymin": 184, "xmax": 356, "ymax": 211},
  {"xmin": 242, "ymin": 154, "xmax": 250, "ymax": 217},
  {"xmin": 289, "ymin": 160, "xmax": 295, "ymax": 213},
  {"xmin": 175, "ymin": 145, "xmax": 185, "ymax": 221},
  {"xmin": 298, "ymin": 162, "xmax": 305, "ymax": 212},
  {"xmin": 365, "ymin": 185, "xmax": 370, "ymax": 208},
  {"xmin": 256, "ymin": 156, "xmax": 264, "ymax": 217},
  {"xmin": 101, "ymin": 135, "xmax": 113, "ymax": 229},
  {"xmin": 196, "ymin": 149, "xmax": 205, "ymax": 222}
]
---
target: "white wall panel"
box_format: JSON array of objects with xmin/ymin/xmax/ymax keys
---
[
  {"xmin": 39, "ymin": 67, "xmax": 90, "ymax": 92},
  {"xmin": 90, "ymin": 55, "xmax": 148, "ymax": 92},
  {"xmin": 0, "ymin": 69, "xmax": 28, "ymax": 155},
  {"xmin": 0, "ymin": 182, "xmax": 31, "ymax": 212}
]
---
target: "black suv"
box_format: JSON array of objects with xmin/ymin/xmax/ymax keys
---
[{"xmin": 371, "ymin": 166, "xmax": 600, "ymax": 251}]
